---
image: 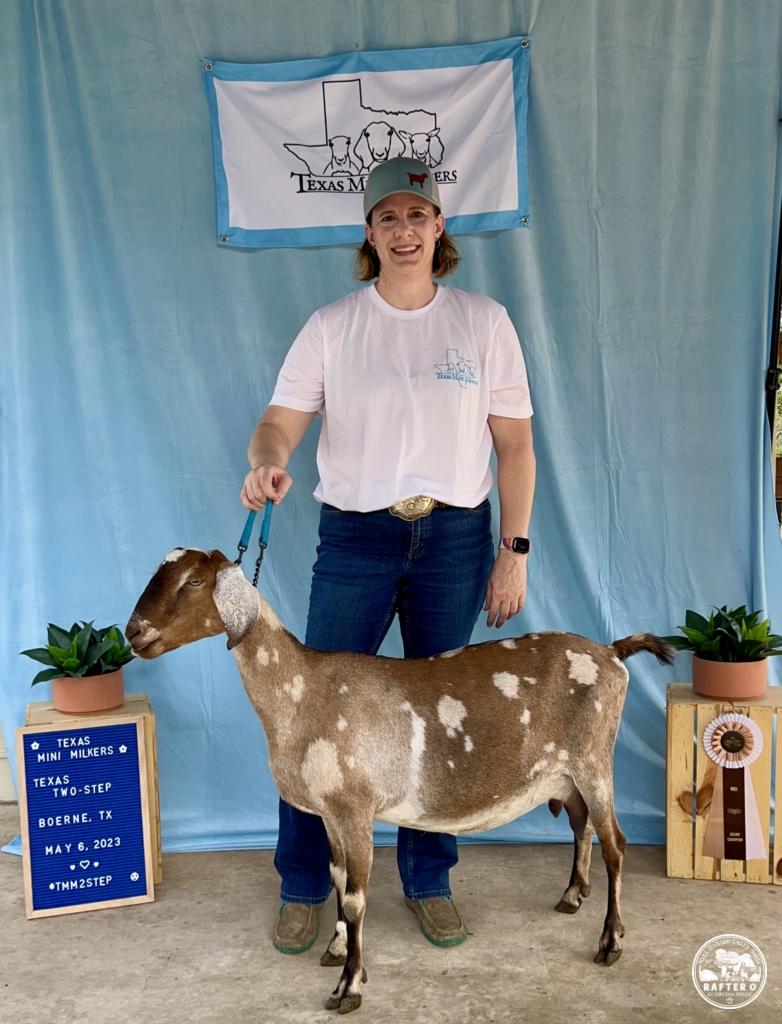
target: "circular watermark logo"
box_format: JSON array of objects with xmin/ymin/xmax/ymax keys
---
[{"xmin": 692, "ymin": 934, "xmax": 767, "ymax": 1009}]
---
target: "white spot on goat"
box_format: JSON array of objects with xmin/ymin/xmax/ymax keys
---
[
  {"xmin": 345, "ymin": 755, "xmax": 355, "ymax": 769},
  {"xmin": 343, "ymin": 891, "xmax": 365, "ymax": 919},
  {"xmin": 464, "ymin": 735, "xmax": 474, "ymax": 753},
  {"xmin": 257, "ymin": 646, "xmax": 270, "ymax": 666},
  {"xmin": 594, "ymin": 700, "xmax": 603, "ymax": 713},
  {"xmin": 283, "ymin": 675, "xmax": 305, "ymax": 702},
  {"xmin": 164, "ymin": 548, "xmax": 187, "ymax": 563},
  {"xmin": 302, "ymin": 740, "xmax": 343, "ymax": 799},
  {"xmin": 566, "ymin": 650, "xmax": 598, "ymax": 686},
  {"xmin": 529, "ymin": 633, "xmax": 540, "ymax": 640},
  {"xmin": 439, "ymin": 646, "xmax": 464, "ymax": 658},
  {"xmin": 523, "ymin": 677, "xmax": 537, "ymax": 685},
  {"xmin": 385, "ymin": 704, "xmax": 427, "ymax": 822},
  {"xmin": 529, "ymin": 759, "xmax": 547, "ymax": 778},
  {"xmin": 569, "ymin": 688, "xmax": 575, "ymax": 694},
  {"xmin": 544, "ymin": 741, "xmax": 556, "ymax": 753},
  {"xmin": 330, "ymin": 862, "xmax": 347, "ymax": 894},
  {"xmin": 520, "ymin": 708, "xmax": 531, "ymax": 726},
  {"xmin": 448, "ymin": 759, "xmax": 455, "ymax": 770},
  {"xmin": 337, "ymin": 717, "xmax": 348, "ymax": 732},
  {"xmin": 272, "ymin": 648, "xmax": 279, "ymax": 665},
  {"xmin": 500, "ymin": 638, "xmax": 517, "ymax": 650},
  {"xmin": 332, "ymin": 920, "xmax": 348, "ymax": 957},
  {"xmin": 339, "ymin": 684, "xmax": 349, "ymax": 695},
  {"xmin": 438, "ymin": 695, "xmax": 467, "ymax": 738},
  {"xmin": 558, "ymin": 749, "xmax": 570, "ymax": 762},
  {"xmin": 493, "ymin": 671, "xmax": 520, "ymax": 699}
]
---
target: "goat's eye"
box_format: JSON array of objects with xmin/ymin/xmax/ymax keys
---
[{"xmin": 187, "ymin": 578, "xmax": 204, "ymax": 587}]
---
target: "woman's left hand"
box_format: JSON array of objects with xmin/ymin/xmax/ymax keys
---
[{"xmin": 484, "ymin": 550, "xmax": 528, "ymax": 628}]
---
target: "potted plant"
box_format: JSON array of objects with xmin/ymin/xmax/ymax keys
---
[
  {"xmin": 664, "ymin": 605, "xmax": 782, "ymax": 699},
  {"xmin": 21, "ymin": 621, "xmax": 134, "ymax": 713}
]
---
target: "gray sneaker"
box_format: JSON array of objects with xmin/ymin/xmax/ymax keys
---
[{"xmin": 273, "ymin": 901, "xmax": 321, "ymax": 954}]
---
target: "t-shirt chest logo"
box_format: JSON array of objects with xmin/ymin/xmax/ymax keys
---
[{"xmin": 434, "ymin": 348, "xmax": 478, "ymax": 389}]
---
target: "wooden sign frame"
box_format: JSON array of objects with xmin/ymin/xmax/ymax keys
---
[{"xmin": 16, "ymin": 715, "xmax": 155, "ymax": 919}]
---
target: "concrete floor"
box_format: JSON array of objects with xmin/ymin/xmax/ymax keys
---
[{"xmin": 1, "ymin": 802, "xmax": 779, "ymax": 1023}]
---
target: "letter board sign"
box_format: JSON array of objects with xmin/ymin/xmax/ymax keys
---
[{"xmin": 17, "ymin": 717, "xmax": 155, "ymax": 918}]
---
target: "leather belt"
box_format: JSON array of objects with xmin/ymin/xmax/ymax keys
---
[{"xmin": 388, "ymin": 495, "xmax": 448, "ymax": 521}]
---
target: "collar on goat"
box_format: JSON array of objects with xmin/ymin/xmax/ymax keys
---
[{"xmin": 235, "ymin": 503, "xmax": 274, "ymax": 588}]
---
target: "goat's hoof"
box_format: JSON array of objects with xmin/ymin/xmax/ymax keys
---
[
  {"xmin": 555, "ymin": 898, "xmax": 580, "ymax": 915},
  {"xmin": 594, "ymin": 943, "xmax": 623, "ymax": 966},
  {"xmin": 325, "ymin": 992, "xmax": 362, "ymax": 1014},
  {"xmin": 321, "ymin": 949, "xmax": 347, "ymax": 967}
]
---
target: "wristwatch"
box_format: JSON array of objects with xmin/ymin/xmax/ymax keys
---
[{"xmin": 500, "ymin": 536, "xmax": 531, "ymax": 555}]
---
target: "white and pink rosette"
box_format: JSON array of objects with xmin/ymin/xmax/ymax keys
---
[{"xmin": 702, "ymin": 713, "xmax": 766, "ymax": 861}]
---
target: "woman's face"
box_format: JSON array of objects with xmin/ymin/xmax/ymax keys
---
[{"xmin": 365, "ymin": 193, "xmax": 444, "ymax": 277}]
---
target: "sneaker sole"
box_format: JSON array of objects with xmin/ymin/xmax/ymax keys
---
[
  {"xmin": 414, "ymin": 920, "xmax": 469, "ymax": 948},
  {"xmin": 273, "ymin": 928, "xmax": 319, "ymax": 955}
]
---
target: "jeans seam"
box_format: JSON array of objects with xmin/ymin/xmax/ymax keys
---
[
  {"xmin": 405, "ymin": 887, "xmax": 453, "ymax": 900},
  {"xmin": 280, "ymin": 891, "xmax": 329, "ymax": 905}
]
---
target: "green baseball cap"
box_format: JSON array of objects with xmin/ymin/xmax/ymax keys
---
[{"xmin": 363, "ymin": 157, "xmax": 442, "ymax": 222}]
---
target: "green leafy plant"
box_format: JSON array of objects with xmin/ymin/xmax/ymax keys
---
[
  {"xmin": 663, "ymin": 605, "xmax": 782, "ymax": 663},
  {"xmin": 21, "ymin": 622, "xmax": 134, "ymax": 686}
]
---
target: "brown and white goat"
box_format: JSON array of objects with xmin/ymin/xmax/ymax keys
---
[{"xmin": 126, "ymin": 548, "xmax": 673, "ymax": 1015}]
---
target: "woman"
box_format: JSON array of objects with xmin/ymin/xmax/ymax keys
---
[{"xmin": 241, "ymin": 156, "xmax": 535, "ymax": 954}]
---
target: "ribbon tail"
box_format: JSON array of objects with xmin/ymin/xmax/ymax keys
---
[
  {"xmin": 702, "ymin": 767, "xmax": 725, "ymax": 860},
  {"xmin": 742, "ymin": 766, "xmax": 767, "ymax": 861}
]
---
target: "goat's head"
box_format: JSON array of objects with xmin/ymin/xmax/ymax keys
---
[{"xmin": 126, "ymin": 548, "xmax": 261, "ymax": 657}]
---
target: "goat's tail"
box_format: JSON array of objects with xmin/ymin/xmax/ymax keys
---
[{"xmin": 612, "ymin": 633, "xmax": 675, "ymax": 665}]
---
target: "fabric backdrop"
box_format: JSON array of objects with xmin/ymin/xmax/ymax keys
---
[{"xmin": 3, "ymin": 0, "xmax": 782, "ymax": 854}]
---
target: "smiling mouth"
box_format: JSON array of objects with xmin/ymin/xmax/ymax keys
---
[{"xmin": 391, "ymin": 244, "xmax": 421, "ymax": 255}]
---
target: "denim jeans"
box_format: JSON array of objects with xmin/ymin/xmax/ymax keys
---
[{"xmin": 274, "ymin": 499, "xmax": 495, "ymax": 903}]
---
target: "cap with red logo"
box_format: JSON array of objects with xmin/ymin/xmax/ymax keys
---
[{"xmin": 362, "ymin": 157, "xmax": 442, "ymax": 222}]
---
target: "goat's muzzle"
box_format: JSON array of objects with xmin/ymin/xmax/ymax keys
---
[{"xmin": 125, "ymin": 615, "xmax": 162, "ymax": 657}]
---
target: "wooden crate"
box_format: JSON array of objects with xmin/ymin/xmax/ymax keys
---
[
  {"xmin": 24, "ymin": 693, "xmax": 162, "ymax": 885},
  {"xmin": 666, "ymin": 684, "xmax": 781, "ymax": 884}
]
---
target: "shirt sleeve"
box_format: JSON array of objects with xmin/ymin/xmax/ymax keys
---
[
  {"xmin": 269, "ymin": 310, "xmax": 325, "ymax": 413},
  {"xmin": 488, "ymin": 308, "xmax": 534, "ymax": 418}
]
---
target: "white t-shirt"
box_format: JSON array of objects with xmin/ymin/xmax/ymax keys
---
[{"xmin": 269, "ymin": 284, "xmax": 533, "ymax": 511}]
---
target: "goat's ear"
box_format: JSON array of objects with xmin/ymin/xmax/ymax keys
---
[{"xmin": 213, "ymin": 565, "xmax": 260, "ymax": 650}]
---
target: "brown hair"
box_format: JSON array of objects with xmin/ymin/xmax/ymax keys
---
[{"xmin": 354, "ymin": 227, "xmax": 461, "ymax": 281}]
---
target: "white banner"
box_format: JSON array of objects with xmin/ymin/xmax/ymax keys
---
[{"xmin": 203, "ymin": 37, "xmax": 530, "ymax": 249}]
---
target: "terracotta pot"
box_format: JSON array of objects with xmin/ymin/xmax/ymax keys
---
[
  {"xmin": 691, "ymin": 655, "xmax": 767, "ymax": 700},
  {"xmin": 50, "ymin": 668, "xmax": 125, "ymax": 714}
]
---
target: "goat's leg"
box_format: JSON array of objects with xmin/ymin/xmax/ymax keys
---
[
  {"xmin": 554, "ymin": 788, "xmax": 593, "ymax": 914},
  {"xmin": 320, "ymin": 848, "xmax": 370, "ymax": 979},
  {"xmin": 577, "ymin": 780, "xmax": 626, "ymax": 965},
  {"xmin": 320, "ymin": 847, "xmax": 349, "ymax": 967},
  {"xmin": 322, "ymin": 815, "xmax": 373, "ymax": 1014}
]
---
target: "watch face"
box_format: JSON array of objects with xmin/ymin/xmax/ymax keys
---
[{"xmin": 512, "ymin": 537, "xmax": 530, "ymax": 554}]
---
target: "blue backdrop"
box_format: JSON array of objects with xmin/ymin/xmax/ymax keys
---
[{"xmin": 3, "ymin": 0, "xmax": 782, "ymax": 854}]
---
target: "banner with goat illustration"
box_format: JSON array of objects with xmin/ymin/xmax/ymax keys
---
[{"xmin": 202, "ymin": 36, "xmax": 530, "ymax": 249}]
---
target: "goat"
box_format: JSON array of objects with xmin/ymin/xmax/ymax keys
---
[
  {"xmin": 324, "ymin": 136, "xmax": 360, "ymax": 177},
  {"xmin": 399, "ymin": 128, "xmax": 445, "ymax": 167},
  {"xmin": 126, "ymin": 548, "xmax": 673, "ymax": 1015},
  {"xmin": 352, "ymin": 121, "xmax": 406, "ymax": 171}
]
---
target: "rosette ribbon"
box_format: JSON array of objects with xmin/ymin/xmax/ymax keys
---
[{"xmin": 702, "ymin": 712, "xmax": 766, "ymax": 861}]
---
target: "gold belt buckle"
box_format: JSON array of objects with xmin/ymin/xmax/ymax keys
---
[{"xmin": 388, "ymin": 495, "xmax": 437, "ymax": 521}]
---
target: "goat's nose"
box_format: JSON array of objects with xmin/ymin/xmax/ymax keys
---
[{"xmin": 125, "ymin": 616, "xmax": 141, "ymax": 641}]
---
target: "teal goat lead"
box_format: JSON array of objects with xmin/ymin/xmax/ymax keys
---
[{"xmin": 235, "ymin": 501, "xmax": 274, "ymax": 588}]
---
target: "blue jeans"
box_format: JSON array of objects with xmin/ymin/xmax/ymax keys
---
[{"xmin": 274, "ymin": 499, "xmax": 495, "ymax": 903}]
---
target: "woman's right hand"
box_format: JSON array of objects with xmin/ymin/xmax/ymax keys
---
[{"xmin": 240, "ymin": 464, "xmax": 293, "ymax": 510}]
